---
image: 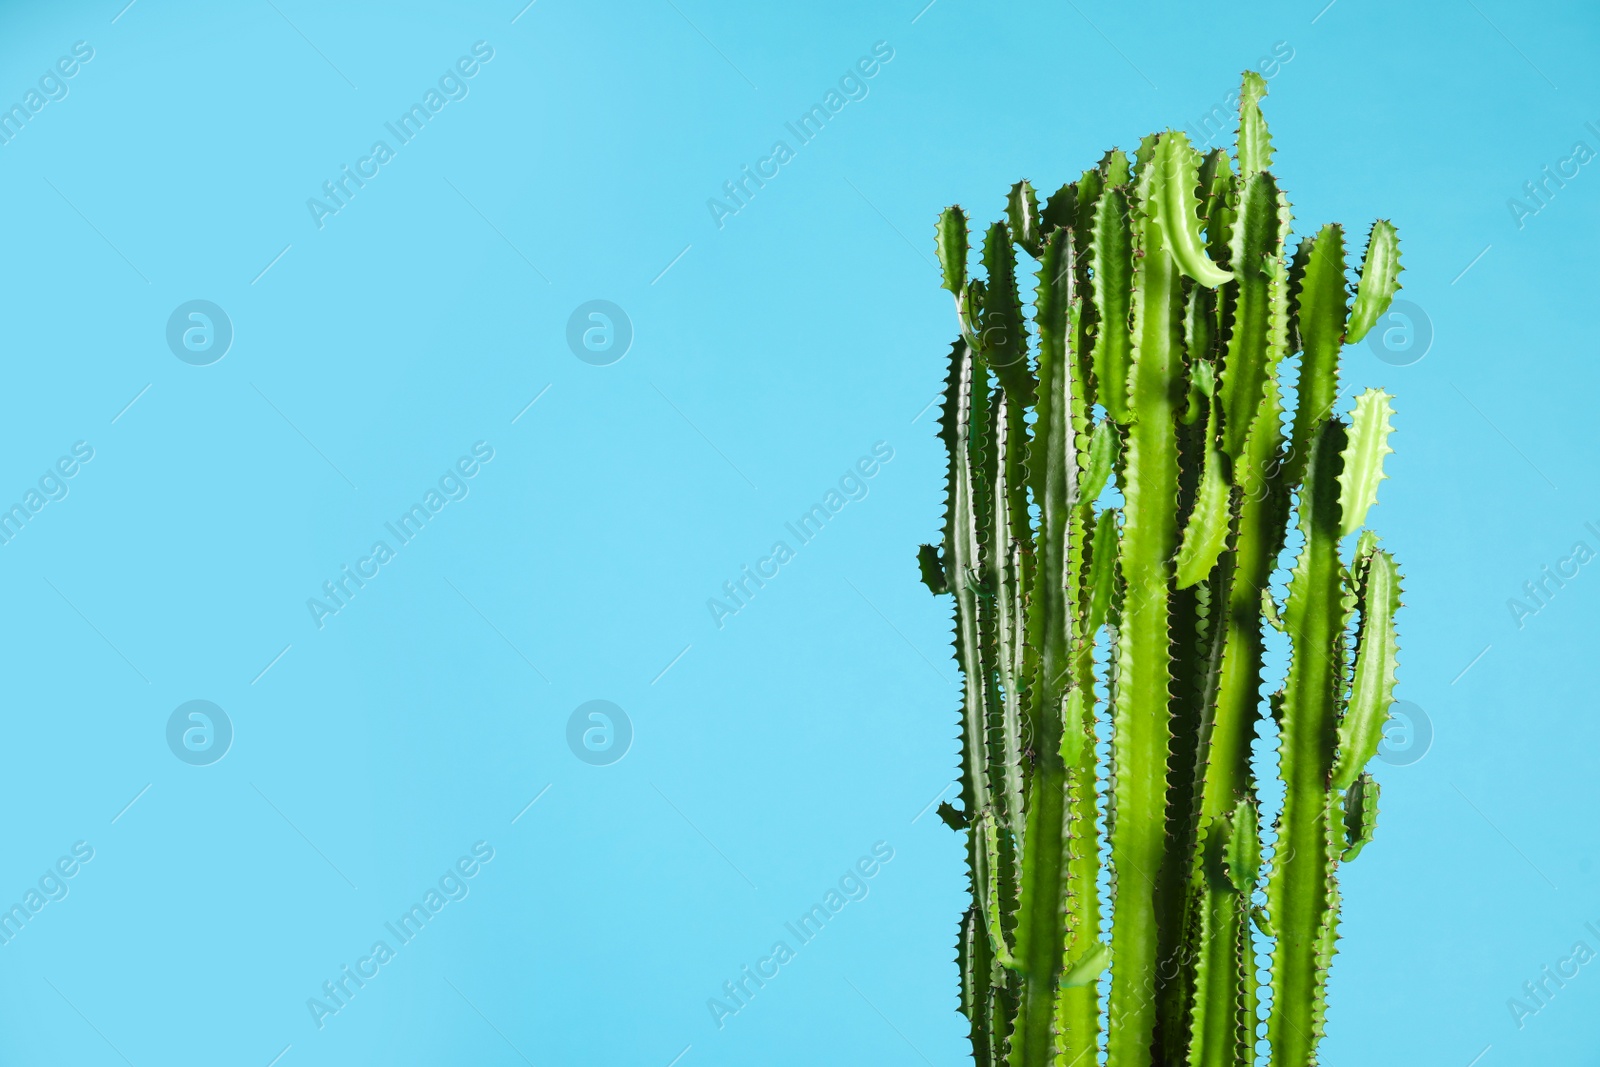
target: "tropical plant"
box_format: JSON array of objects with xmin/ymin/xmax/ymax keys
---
[{"xmin": 918, "ymin": 72, "xmax": 1404, "ymax": 1067}]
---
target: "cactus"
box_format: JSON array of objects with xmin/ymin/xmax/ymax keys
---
[{"xmin": 919, "ymin": 73, "xmax": 1405, "ymax": 1067}]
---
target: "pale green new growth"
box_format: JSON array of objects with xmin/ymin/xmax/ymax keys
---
[
  {"xmin": 1346, "ymin": 221, "xmax": 1402, "ymax": 344},
  {"xmin": 919, "ymin": 72, "xmax": 1410, "ymax": 1067},
  {"xmin": 1333, "ymin": 548, "xmax": 1402, "ymax": 791},
  {"xmin": 1339, "ymin": 388, "xmax": 1396, "ymax": 538}
]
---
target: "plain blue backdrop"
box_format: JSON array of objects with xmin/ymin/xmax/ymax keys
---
[{"xmin": 0, "ymin": 1, "xmax": 1595, "ymax": 1064}]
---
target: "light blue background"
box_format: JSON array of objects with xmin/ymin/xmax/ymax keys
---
[{"xmin": 0, "ymin": 1, "xmax": 1594, "ymax": 1064}]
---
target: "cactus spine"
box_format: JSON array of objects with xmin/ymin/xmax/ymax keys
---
[{"xmin": 921, "ymin": 73, "xmax": 1405, "ymax": 1066}]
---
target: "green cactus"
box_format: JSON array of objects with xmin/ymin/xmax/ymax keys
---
[{"xmin": 920, "ymin": 72, "xmax": 1405, "ymax": 1066}]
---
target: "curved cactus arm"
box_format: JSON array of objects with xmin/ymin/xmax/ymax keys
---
[
  {"xmin": 959, "ymin": 905, "xmax": 997, "ymax": 1067},
  {"xmin": 938, "ymin": 206, "xmax": 971, "ymax": 296},
  {"xmin": 1331, "ymin": 548, "xmax": 1401, "ymax": 790},
  {"xmin": 1198, "ymin": 148, "xmax": 1237, "ymax": 365},
  {"xmin": 1187, "ymin": 796, "xmax": 1260, "ymax": 1067},
  {"xmin": 917, "ymin": 542, "xmax": 947, "ymax": 595},
  {"xmin": 1080, "ymin": 419, "xmax": 1118, "ymax": 507},
  {"xmin": 1217, "ymin": 172, "xmax": 1288, "ymax": 461},
  {"xmin": 1085, "ymin": 507, "xmax": 1120, "ymax": 641},
  {"xmin": 1091, "ymin": 185, "xmax": 1136, "ymax": 423},
  {"xmin": 960, "ymin": 279, "xmax": 989, "ymax": 354},
  {"xmin": 1345, "ymin": 220, "xmax": 1402, "ymax": 344},
  {"xmin": 978, "ymin": 810, "xmax": 1020, "ymax": 970},
  {"xmin": 982, "ymin": 222, "xmax": 1033, "ymax": 393},
  {"xmin": 1101, "ymin": 146, "xmax": 1133, "ymax": 186},
  {"xmin": 1061, "ymin": 938, "xmax": 1112, "ymax": 988},
  {"xmin": 1066, "ymin": 166, "xmax": 1105, "ymax": 420},
  {"xmin": 1175, "ymin": 403, "xmax": 1231, "ymax": 589},
  {"xmin": 1227, "ymin": 796, "xmax": 1262, "ymax": 896},
  {"xmin": 1266, "ymin": 418, "xmax": 1348, "ymax": 1067},
  {"xmin": 990, "ymin": 401, "xmax": 1029, "ymax": 847},
  {"xmin": 1340, "ymin": 773, "xmax": 1381, "ymax": 861},
  {"xmin": 1105, "ymin": 134, "xmax": 1185, "ymax": 1067},
  {"xmin": 1236, "ymin": 71, "xmax": 1273, "ymax": 177},
  {"xmin": 1337, "ymin": 389, "xmax": 1396, "ymax": 538},
  {"xmin": 1198, "ymin": 148, "xmax": 1236, "ymax": 263},
  {"xmin": 1039, "ymin": 179, "xmax": 1078, "ymax": 238},
  {"xmin": 1152, "ymin": 131, "xmax": 1233, "ymax": 288},
  {"xmin": 1009, "ymin": 180, "xmax": 1044, "ymax": 259}
]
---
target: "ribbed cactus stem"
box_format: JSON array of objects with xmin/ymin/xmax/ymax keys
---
[
  {"xmin": 921, "ymin": 69, "xmax": 1407, "ymax": 1067},
  {"xmin": 1266, "ymin": 418, "xmax": 1346, "ymax": 1066},
  {"xmin": 1012, "ymin": 226, "xmax": 1083, "ymax": 1064},
  {"xmin": 1105, "ymin": 133, "xmax": 1190, "ymax": 1067}
]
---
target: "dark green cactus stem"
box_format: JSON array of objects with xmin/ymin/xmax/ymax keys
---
[
  {"xmin": 1009, "ymin": 224, "xmax": 1074, "ymax": 1065},
  {"xmin": 1265, "ymin": 418, "xmax": 1346, "ymax": 1066},
  {"xmin": 921, "ymin": 70, "xmax": 1408, "ymax": 1067}
]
